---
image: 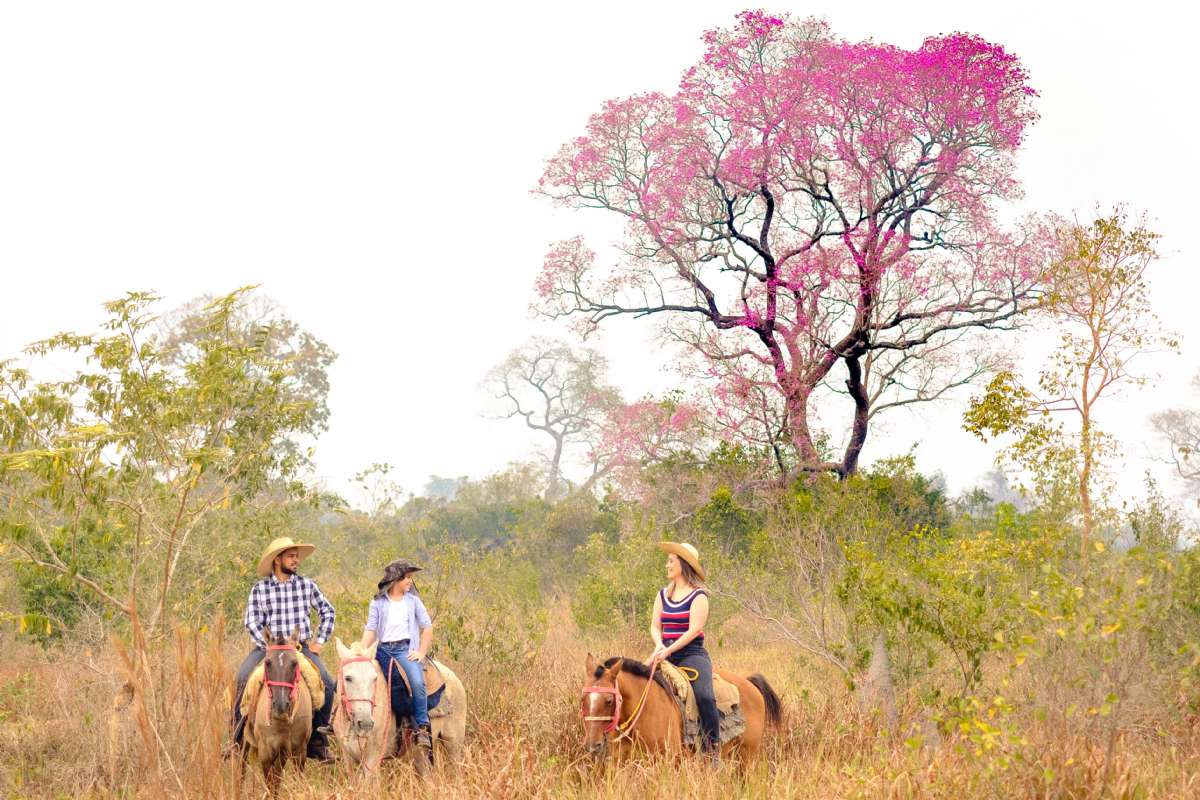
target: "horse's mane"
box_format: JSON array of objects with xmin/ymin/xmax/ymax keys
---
[{"xmin": 595, "ymin": 657, "xmax": 673, "ymax": 695}]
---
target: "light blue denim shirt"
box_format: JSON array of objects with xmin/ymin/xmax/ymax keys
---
[{"xmin": 365, "ymin": 592, "xmax": 432, "ymax": 655}]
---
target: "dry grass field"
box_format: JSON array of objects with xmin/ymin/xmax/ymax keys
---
[{"xmin": 3, "ymin": 606, "xmax": 1199, "ymax": 800}]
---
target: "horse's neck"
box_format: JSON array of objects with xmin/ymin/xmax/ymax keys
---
[
  {"xmin": 621, "ymin": 674, "xmax": 680, "ymax": 727},
  {"xmin": 373, "ymin": 664, "xmax": 390, "ymax": 721}
]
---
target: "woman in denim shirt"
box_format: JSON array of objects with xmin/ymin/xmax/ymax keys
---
[{"xmin": 359, "ymin": 559, "xmax": 435, "ymax": 764}]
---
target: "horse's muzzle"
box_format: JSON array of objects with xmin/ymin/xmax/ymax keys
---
[
  {"xmin": 351, "ymin": 718, "xmax": 375, "ymax": 735},
  {"xmin": 586, "ymin": 741, "xmax": 607, "ymax": 759}
]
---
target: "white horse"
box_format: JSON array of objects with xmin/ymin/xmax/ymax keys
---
[
  {"xmin": 332, "ymin": 638, "xmax": 468, "ymax": 771},
  {"xmin": 332, "ymin": 638, "xmax": 392, "ymax": 773}
]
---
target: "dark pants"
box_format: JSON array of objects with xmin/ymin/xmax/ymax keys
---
[
  {"xmin": 668, "ymin": 640, "xmax": 720, "ymax": 751},
  {"xmin": 232, "ymin": 644, "xmax": 336, "ymax": 746}
]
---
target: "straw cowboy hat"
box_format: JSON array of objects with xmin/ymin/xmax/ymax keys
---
[
  {"xmin": 257, "ymin": 536, "xmax": 316, "ymax": 577},
  {"xmin": 656, "ymin": 541, "xmax": 705, "ymax": 581}
]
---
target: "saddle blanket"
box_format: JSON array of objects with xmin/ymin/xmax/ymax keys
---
[
  {"xmin": 240, "ymin": 651, "xmax": 325, "ymax": 719},
  {"xmin": 387, "ymin": 656, "xmax": 448, "ymax": 713},
  {"xmin": 658, "ymin": 660, "xmax": 746, "ymax": 747}
]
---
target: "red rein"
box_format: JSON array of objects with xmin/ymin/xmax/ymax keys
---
[{"xmin": 337, "ymin": 656, "xmax": 378, "ymax": 720}]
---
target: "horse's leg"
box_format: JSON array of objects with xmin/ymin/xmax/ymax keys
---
[
  {"xmin": 294, "ymin": 745, "xmax": 307, "ymax": 775},
  {"xmin": 441, "ymin": 732, "xmax": 463, "ymax": 765},
  {"xmin": 262, "ymin": 756, "xmax": 280, "ymax": 797}
]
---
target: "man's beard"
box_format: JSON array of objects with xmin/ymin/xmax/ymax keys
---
[{"xmin": 280, "ymin": 565, "xmax": 297, "ymax": 576}]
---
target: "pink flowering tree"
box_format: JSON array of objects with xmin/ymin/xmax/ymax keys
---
[
  {"xmin": 536, "ymin": 12, "xmax": 1051, "ymax": 477},
  {"xmin": 583, "ymin": 395, "xmax": 707, "ymax": 496}
]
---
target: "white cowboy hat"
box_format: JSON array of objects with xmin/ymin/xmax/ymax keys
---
[
  {"xmin": 656, "ymin": 541, "xmax": 705, "ymax": 581},
  {"xmin": 257, "ymin": 536, "xmax": 316, "ymax": 577}
]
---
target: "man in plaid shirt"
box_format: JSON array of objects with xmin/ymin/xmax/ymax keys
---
[{"xmin": 229, "ymin": 536, "xmax": 337, "ymax": 761}]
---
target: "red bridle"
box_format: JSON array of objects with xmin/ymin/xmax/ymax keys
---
[
  {"xmin": 580, "ymin": 661, "xmax": 658, "ymax": 740},
  {"xmin": 264, "ymin": 643, "xmax": 302, "ymax": 705},
  {"xmin": 337, "ymin": 656, "xmax": 379, "ymax": 720},
  {"xmin": 580, "ymin": 680, "xmax": 623, "ymax": 733}
]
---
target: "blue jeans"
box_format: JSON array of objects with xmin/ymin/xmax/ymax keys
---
[{"xmin": 376, "ymin": 641, "xmax": 428, "ymax": 727}]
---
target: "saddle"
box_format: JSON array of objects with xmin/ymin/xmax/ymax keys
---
[
  {"xmin": 240, "ymin": 652, "xmax": 325, "ymax": 719},
  {"xmin": 387, "ymin": 656, "xmax": 449, "ymax": 714},
  {"xmin": 657, "ymin": 661, "xmax": 746, "ymax": 747}
]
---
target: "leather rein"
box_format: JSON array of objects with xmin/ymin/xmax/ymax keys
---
[{"xmin": 580, "ymin": 661, "xmax": 659, "ymax": 744}]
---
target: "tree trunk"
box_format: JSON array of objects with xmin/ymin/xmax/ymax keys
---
[
  {"xmin": 857, "ymin": 629, "xmax": 900, "ymax": 731},
  {"xmin": 546, "ymin": 434, "xmax": 565, "ymax": 500},
  {"xmin": 841, "ymin": 355, "xmax": 871, "ymax": 477},
  {"xmin": 785, "ymin": 386, "xmax": 821, "ymax": 465},
  {"xmin": 1079, "ymin": 415, "xmax": 1095, "ymax": 560},
  {"xmin": 838, "ymin": 363, "xmax": 898, "ymax": 732}
]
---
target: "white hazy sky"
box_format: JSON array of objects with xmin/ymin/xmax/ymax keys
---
[{"xmin": 2, "ymin": 2, "xmax": 1197, "ymax": 507}]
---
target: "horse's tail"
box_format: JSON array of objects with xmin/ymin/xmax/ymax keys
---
[{"xmin": 747, "ymin": 674, "xmax": 783, "ymax": 727}]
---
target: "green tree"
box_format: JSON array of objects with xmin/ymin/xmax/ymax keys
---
[
  {"xmin": 965, "ymin": 210, "xmax": 1176, "ymax": 558},
  {"xmin": 0, "ymin": 288, "xmax": 330, "ymax": 638}
]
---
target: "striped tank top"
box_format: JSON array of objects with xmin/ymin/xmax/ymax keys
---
[{"xmin": 659, "ymin": 586, "xmax": 706, "ymax": 645}]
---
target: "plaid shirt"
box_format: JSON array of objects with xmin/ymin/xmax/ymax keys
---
[{"xmin": 243, "ymin": 573, "xmax": 336, "ymax": 650}]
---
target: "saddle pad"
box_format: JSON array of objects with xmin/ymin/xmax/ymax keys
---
[
  {"xmin": 390, "ymin": 656, "xmax": 447, "ymax": 697},
  {"xmin": 240, "ymin": 651, "xmax": 325, "ymax": 718},
  {"xmin": 658, "ymin": 661, "xmax": 739, "ymax": 723}
]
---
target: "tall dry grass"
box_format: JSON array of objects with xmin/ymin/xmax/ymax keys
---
[{"xmin": 2, "ymin": 608, "xmax": 1199, "ymax": 799}]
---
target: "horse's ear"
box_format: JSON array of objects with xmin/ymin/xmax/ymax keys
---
[
  {"xmin": 335, "ymin": 637, "xmax": 350, "ymax": 659},
  {"xmin": 263, "ymin": 626, "xmax": 273, "ymax": 644},
  {"xmin": 606, "ymin": 658, "xmax": 624, "ymax": 677},
  {"xmin": 365, "ymin": 640, "xmax": 378, "ymax": 661},
  {"xmin": 288, "ymin": 626, "xmax": 301, "ymax": 646},
  {"xmin": 585, "ymin": 653, "xmax": 596, "ymax": 677}
]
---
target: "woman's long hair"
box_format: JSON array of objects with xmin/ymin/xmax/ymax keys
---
[{"xmin": 679, "ymin": 559, "xmax": 706, "ymax": 589}]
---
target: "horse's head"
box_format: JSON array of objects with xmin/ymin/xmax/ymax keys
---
[
  {"xmin": 335, "ymin": 637, "xmax": 380, "ymax": 736},
  {"xmin": 580, "ymin": 654, "xmax": 624, "ymax": 759},
  {"xmin": 263, "ymin": 626, "xmax": 302, "ymax": 719}
]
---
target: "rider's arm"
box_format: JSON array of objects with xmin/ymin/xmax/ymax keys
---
[
  {"xmin": 416, "ymin": 623, "xmax": 434, "ymax": 659},
  {"xmin": 244, "ymin": 582, "xmax": 268, "ymax": 650},
  {"xmin": 310, "ymin": 579, "xmax": 336, "ymax": 646},
  {"xmin": 650, "ymin": 591, "xmax": 665, "ymax": 649},
  {"xmin": 414, "ymin": 595, "xmax": 434, "ymax": 659},
  {"xmin": 664, "ymin": 593, "xmax": 708, "ymax": 655},
  {"xmin": 360, "ymin": 599, "xmax": 380, "ymax": 648}
]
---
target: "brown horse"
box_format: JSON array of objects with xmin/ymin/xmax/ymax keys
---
[
  {"xmin": 580, "ymin": 654, "xmax": 782, "ymax": 769},
  {"xmin": 243, "ymin": 628, "xmax": 314, "ymax": 794}
]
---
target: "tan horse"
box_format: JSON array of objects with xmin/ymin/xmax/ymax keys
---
[
  {"xmin": 581, "ymin": 654, "xmax": 782, "ymax": 769},
  {"xmin": 243, "ymin": 628, "xmax": 314, "ymax": 794},
  {"xmin": 429, "ymin": 662, "xmax": 467, "ymax": 763},
  {"xmin": 333, "ymin": 639, "xmax": 469, "ymax": 773}
]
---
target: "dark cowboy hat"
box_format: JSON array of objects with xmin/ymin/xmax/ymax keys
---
[{"xmin": 377, "ymin": 559, "xmax": 423, "ymax": 593}]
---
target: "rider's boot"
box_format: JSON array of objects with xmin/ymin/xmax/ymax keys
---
[
  {"xmin": 415, "ymin": 722, "xmax": 435, "ymax": 772},
  {"xmin": 306, "ymin": 729, "xmax": 334, "ymax": 763},
  {"xmin": 221, "ymin": 716, "xmax": 246, "ymax": 760}
]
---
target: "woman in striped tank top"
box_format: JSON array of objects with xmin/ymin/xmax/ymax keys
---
[{"xmin": 648, "ymin": 541, "xmax": 720, "ymax": 756}]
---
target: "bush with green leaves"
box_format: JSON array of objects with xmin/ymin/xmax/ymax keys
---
[{"xmin": 0, "ymin": 289, "xmax": 332, "ymax": 641}]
